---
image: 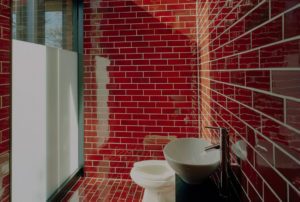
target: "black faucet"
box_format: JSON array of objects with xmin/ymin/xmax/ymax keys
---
[{"xmin": 204, "ymin": 126, "xmax": 230, "ymax": 199}]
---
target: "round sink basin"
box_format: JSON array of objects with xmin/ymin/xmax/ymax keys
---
[{"xmin": 163, "ymin": 138, "xmax": 220, "ymax": 184}]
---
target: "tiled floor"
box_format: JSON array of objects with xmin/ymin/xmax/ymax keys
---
[{"xmin": 62, "ymin": 178, "xmax": 144, "ymax": 202}]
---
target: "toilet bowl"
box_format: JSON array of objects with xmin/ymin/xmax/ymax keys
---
[{"xmin": 130, "ymin": 160, "xmax": 175, "ymax": 202}]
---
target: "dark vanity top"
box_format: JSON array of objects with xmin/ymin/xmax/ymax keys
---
[{"xmin": 176, "ymin": 175, "xmax": 227, "ymax": 202}]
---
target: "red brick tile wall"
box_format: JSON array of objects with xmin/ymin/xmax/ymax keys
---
[
  {"xmin": 198, "ymin": 0, "xmax": 300, "ymax": 201},
  {"xmin": 83, "ymin": 0, "xmax": 198, "ymax": 179},
  {"xmin": 0, "ymin": 0, "xmax": 10, "ymax": 200}
]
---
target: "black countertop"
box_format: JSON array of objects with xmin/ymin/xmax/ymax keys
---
[{"xmin": 176, "ymin": 175, "xmax": 228, "ymax": 202}]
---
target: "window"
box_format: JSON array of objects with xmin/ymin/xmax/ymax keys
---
[{"xmin": 13, "ymin": 0, "xmax": 75, "ymax": 51}]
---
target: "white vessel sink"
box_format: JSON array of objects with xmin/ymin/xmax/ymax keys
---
[{"xmin": 163, "ymin": 138, "xmax": 220, "ymax": 184}]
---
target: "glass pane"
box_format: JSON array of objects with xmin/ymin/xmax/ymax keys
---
[{"xmin": 12, "ymin": 0, "xmax": 74, "ymax": 51}]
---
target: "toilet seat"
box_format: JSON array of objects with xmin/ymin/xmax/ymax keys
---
[
  {"xmin": 132, "ymin": 160, "xmax": 174, "ymax": 181},
  {"xmin": 130, "ymin": 160, "xmax": 176, "ymax": 202}
]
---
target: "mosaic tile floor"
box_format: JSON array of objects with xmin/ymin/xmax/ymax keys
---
[{"xmin": 62, "ymin": 177, "xmax": 144, "ymax": 202}]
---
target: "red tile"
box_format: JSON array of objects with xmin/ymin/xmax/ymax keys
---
[
  {"xmin": 272, "ymin": 71, "xmax": 300, "ymax": 99},
  {"xmin": 285, "ymin": 7, "xmax": 300, "ymax": 39},
  {"xmin": 82, "ymin": 3, "xmax": 298, "ymax": 202},
  {"xmin": 245, "ymin": 1, "xmax": 269, "ymax": 32},
  {"xmin": 253, "ymin": 92, "xmax": 284, "ymax": 122},
  {"xmin": 234, "ymin": 33, "xmax": 251, "ymax": 52},
  {"xmin": 263, "ymin": 184, "xmax": 280, "ymax": 202},
  {"xmin": 246, "ymin": 70, "xmax": 270, "ymax": 91},
  {"xmin": 252, "ymin": 17, "xmax": 282, "ymax": 48},
  {"xmin": 241, "ymin": 161, "xmax": 263, "ymax": 196},
  {"xmin": 256, "ymin": 154, "xmax": 287, "ymax": 201},
  {"xmin": 289, "ymin": 185, "xmax": 300, "ymax": 202},
  {"xmin": 271, "ymin": 0, "xmax": 299, "ymax": 17},
  {"xmin": 230, "ymin": 71, "xmax": 245, "ymax": 86},
  {"xmin": 235, "ymin": 87, "xmax": 252, "ymax": 106},
  {"xmin": 286, "ymin": 100, "xmax": 300, "ymax": 130},
  {"xmin": 248, "ymin": 182, "xmax": 262, "ymax": 202},
  {"xmin": 240, "ymin": 105, "xmax": 261, "ymax": 130},
  {"xmin": 239, "ymin": 50, "xmax": 259, "ymax": 69},
  {"xmin": 275, "ymin": 147, "xmax": 300, "ymax": 190},
  {"xmin": 260, "ymin": 40, "xmax": 300, "ymax": 68},
  {"xmin": 225, "ymin": 55, "xmax": 239, "ymax": 69},
  {"xmin": 229, "ymin": 20, "xmax": 245, "ymax": 40}
]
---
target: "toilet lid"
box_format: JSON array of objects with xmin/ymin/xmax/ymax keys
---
[{"xmin": 132, "ymin": 160, "xmax": 174, "ymax": 181}]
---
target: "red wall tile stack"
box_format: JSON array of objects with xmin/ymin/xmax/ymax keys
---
[
  {"xmin": 83, "ymin": 0, "xmax": 300, "ymax": 200},
  {"xmin": 198, "ymin": 0, "xmax": 300, "ymax": 201},
  {"xmin": 0, "ymin": 0, "xmax": 10, "ymax": 200},
  {"xmin": 83, "ymin": 0, "xmax": 199, "ymax": 179}
]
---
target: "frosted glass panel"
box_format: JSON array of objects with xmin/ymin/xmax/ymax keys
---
[
  {"xmin": 47, "ymin": 48, "xmax": 79, "ymax": 197},
  {"xmin": 12, "ymin": 40, "xmax": 47, "ymax": 202},
  {"xmin": 12, "ymin": 40, "xmax": 78, "ymax": 201}
]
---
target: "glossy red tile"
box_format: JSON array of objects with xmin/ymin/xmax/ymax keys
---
[
  {"xmin": 241, "ymin": 160, "xmax": 263, "ymax": 196},
  {"xmin": 234, "ymin": 86, "xmax": 252, "ymax": 106},
  {"xmin": 239, "ymin": 50, "xmax": 259, "ymax": 69},
  {"xmin": 246, "ymin": 70, "xmax": 270, "ymax": 91},
  {"xmin": 272, "ymin": 70, "xmax": 300, "ymax": 98},
  {"xmin": 286, "ymin": 99, "xmax": 300, "ymax": 131},
  {"xmin": 256, "ymin": 153, "xmax": 287, "ymax": 201},
  {"xmin": 275, "ymin": 147, "xmax": 300, "ymax": 190},
  {"xmin": 83, "ymin": 1, "xmax": 300, "ymax": 202},
  {"xmin": 289, "ymin": 185, "xmax": 300, "ymax": 202},
  {"xmin": 263, "ymin": 184, "xmax": 280, "ymax": 202},
  {"xmin": 0, "ymin": 0, "xmax": 10, "ymax": 200},
  {"xmin": 239, "ymin": 105, "xmax": 262, "ymax": 130},
  {"xmin": 225, "ymin": 55, "xmax": 239, "ymax": 69},
  {"xmin": 284, "ymin": 7, "xmax": 300, "ymax": 39},
  {"xmin": 253, "ymin": 92, "xmax": 284, "ymax": 122},
  {"xmin": 230, "ymin": 71, "xmax": 245, "ymax": 86},
  {"xmin": 271, "ymin": 0, "xmax": 299, "ymax": 17},
  {"xmin": 248, "ymin": 182, "xmax": 262, "ymax": 202},
  {"xmin": 234, "ymin": 33, "xmax": 251, "ymax": 52},
  {"xmin": 252, "ymin": 17, "xmax": 282, "ymax": 48},
  {"xmin": 63, "ymin": 178, "xmax": 143, "ymax": 202},
  {"xmin": 260, "ymin": 39, "xmax": 300, "ymax": 68},
  {"xmin": 245, "ymin": 1, "xmax": 269, "ymax": 32},
  {"xmin": 229, "ymin": 20, "xmax": 245, "ymax": 40}
]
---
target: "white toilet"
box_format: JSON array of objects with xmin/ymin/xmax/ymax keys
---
[{"xmin": 130, "ymin": 160, "xmax": 175, "ymax": 202}]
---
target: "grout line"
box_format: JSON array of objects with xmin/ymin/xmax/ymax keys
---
[
  {"xmin": 264, "ymin": 180, "xmax": 283, "ymax": 202},
  {"xmin": 200, "ymin": 35, "xmax": 300, "ymax": 65},
  {"xmin": 258, "ymin": 48, "xmax": 261, "ymax": 68},
  {"xmin": 269, "ymin": 0, "xmax": 271, "ymax": 20},
  {"xmin": 201, "ymin": 0, "xmax": 267, "ymax": 51},
  {"xmin": 199, "ymin": 0, "xmax": 254, "ymax": 46},
  {"xmin": 199, "ymin": 85, "xmax": 300, "ymax": 165},
  {"xmin": 270, "ymin": 70, "xmax": 272, "ymax": 92},
  {"xmin": 273, "ymin": 144, "xmax": 276, "ymax": 168},
  {"xmin": 284, "ymin": 98, "xmax": 287, "ymax": 124},
  {"xmin": 200, "ymin": 102, "xmax": 300, "ymax": 195},
  {"xmin": 287, "ymin": 183, "xmax": 289, "ymax": 202},
  {"xmin": 243, "ymin": 170, "xmax": 263, "ymax": 201},
  {"xmin": 263, "ymin": 180, "xmax": 265, "ymax": 201},
  {"xmin": 196, "ymin": 0, "xmax": 201, "ymax": 138},
  {"xmin": 200, "ymin": 94, "xmax": 295, "ymax": 200},
  {"xmin": 231, "ymin": 171, "xmax": 251, "ymax": 200},
  {"xmin": 199, "ymin": 67, "xmax": 300, "ymax": 72},
  {"xmin": 200, "ymin": 76, "xmax": 300, "ymax": 106},
  {"xmin": 198, "ymin": 0, "xmax": 237, "ymax": 44},
  {"xmin": 251, "ymin": 90, "xmax": 254, "ymax": 108},
  {"xmin": 250, "ymin": 31, "xmax": 252, "ymax": 50},
  {"xmin": 282, "ymin": 14, "xmax": 285, "ymax": 40},
  {"xmin": 201, "ymin": 3, "xmax": 300, "ymax": 54}
]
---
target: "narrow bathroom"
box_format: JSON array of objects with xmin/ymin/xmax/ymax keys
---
[{"xmin": 0, "ymin": 0, "xmax": 299, "ymax": 201}]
